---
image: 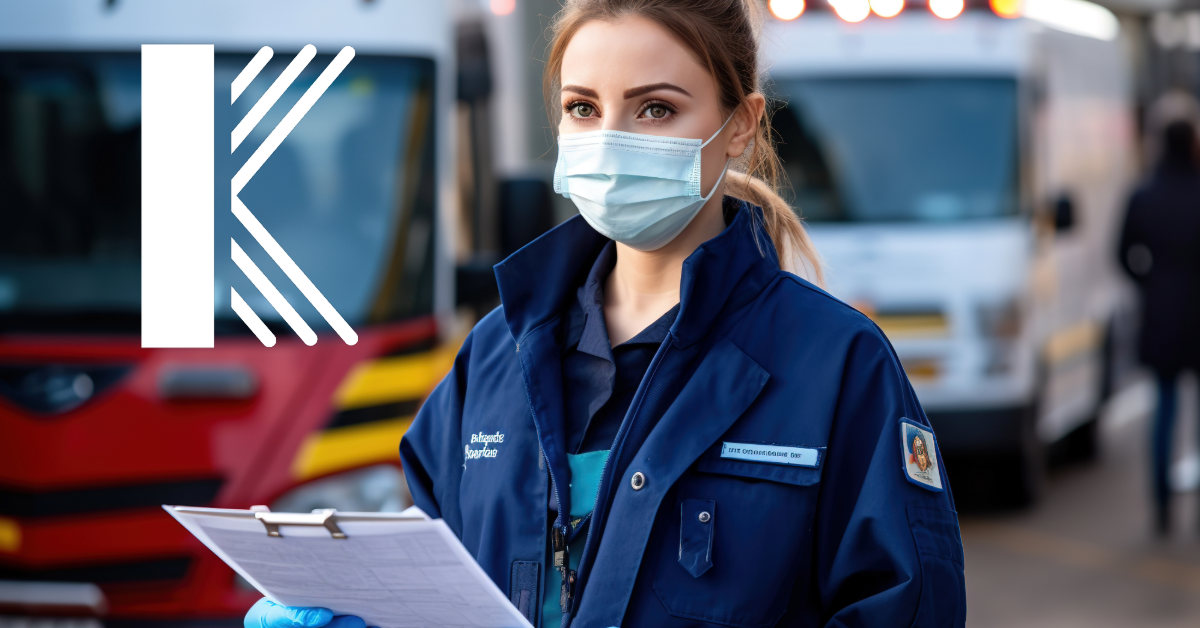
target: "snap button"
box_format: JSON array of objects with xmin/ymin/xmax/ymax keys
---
[
  {"xmin": 698, "ymin": 511, "xmax": 711, "ymax": 523},
  {"xmin": 630, "ymin": 471, "xmax": 646, "ymax": 491}
]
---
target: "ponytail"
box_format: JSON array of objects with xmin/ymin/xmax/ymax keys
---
[{"xmin": 726, "ymin": 171, "xmax": 824, "ymax": 286}]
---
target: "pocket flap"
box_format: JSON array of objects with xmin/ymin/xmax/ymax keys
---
[
  {"xmin": 678, "ymin": 499, "xmax": 715, "ymax": 578},
  {"xmin": 694, "ymin": 442, "xmax": 825, "ymax": 487},
  {"xmin": 906, "ymin": 506, "xmax": 964, "ymax": 566}
]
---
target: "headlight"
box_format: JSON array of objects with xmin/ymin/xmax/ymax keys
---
[
  {"xmin": 976, "ymin": 298, "xmax": 1022, "ymax": 340},
  {"xmin": 271, "ymin": 464, "xmax": 413, "ymax": 513},
  {"xmin": 976, "ymin": 298, "xmax": 1024, "ymax": 376}
]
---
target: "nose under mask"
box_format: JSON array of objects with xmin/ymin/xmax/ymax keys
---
[{"xmin": 553, "ymin": 115, "xmax": 732, "ymax": 251}]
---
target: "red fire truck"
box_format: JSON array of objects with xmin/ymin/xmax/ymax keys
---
[{"xmin": 0, "ymin": 0, "xmax": 539, "ymax": 623}]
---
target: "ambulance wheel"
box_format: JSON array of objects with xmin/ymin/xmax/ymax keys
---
[
  {"xmin": 1050, "ymin": 417, "xmax": 1099, "ymax": 466},
  {"xmin": 1007, "ymin": 399, "xmax": 1047, "ymax": 507}
]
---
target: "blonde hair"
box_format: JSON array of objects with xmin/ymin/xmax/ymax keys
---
[{"xmin": 543, "ymin": 0, "xmax": 824, "ymax": 285}]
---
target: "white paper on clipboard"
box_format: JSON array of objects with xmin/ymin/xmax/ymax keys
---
[{"xmin": 163, "ymin": 505, "xmax": 533, "ymax": 628}]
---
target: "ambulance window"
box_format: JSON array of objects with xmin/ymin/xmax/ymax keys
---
[
  {"xmin": 214, "ymin": 53, "xmax": 438, "ymax": 334},
  {"xmin": 0, "ymin": 53, "xmax": 142, "ymax": 333},
  {"xmin": 0, "ymin": 52, "xmax": 438, "ymax": 334},
  {"xmin": 773, "ymin": 77, "xmax": 1019, "ymax": 223}
]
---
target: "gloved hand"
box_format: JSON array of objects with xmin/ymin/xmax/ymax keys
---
[{"xmin": 244, "ymin": 598, "xmax": 367, "ymax": 628}]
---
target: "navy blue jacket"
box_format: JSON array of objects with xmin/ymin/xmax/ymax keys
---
[{"xmin": 400, "ymin": 200, "xmax": 966, "ymax": 628}]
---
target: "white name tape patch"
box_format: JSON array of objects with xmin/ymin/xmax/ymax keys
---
[{"xmin": 720, "ymin": 442, "xmax": 820, "ymax": 467}]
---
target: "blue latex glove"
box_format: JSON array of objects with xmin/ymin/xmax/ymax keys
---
[{"xmin": 244, "ymin": 598, "xmax": 368, "ymax": 628}]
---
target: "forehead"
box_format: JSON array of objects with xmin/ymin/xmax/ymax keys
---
[{"xmin": 560, "ymin": 15, "xmax": 709, "ymax": 89}]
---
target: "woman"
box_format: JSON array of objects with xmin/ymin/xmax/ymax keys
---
[{"xmin": 246, "ymin": 1, "xmax": 966, "ymax": 626}]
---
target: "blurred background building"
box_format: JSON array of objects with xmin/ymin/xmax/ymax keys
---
[{"xmin": 1, "ymin": 0, "xmax": 1200, "ymax": 625}]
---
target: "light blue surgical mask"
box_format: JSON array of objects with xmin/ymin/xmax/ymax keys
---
[{"xmin": 553, "ymin": 116, "xmax": 732, "ymax": 251}]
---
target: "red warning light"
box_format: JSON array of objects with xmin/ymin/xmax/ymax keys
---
[
  {"xmin": 770, "ymin": 0, "xmax": 807, "ymax": 20},
  {"xmin": 929, "ymin": 0, "xmax": 964, "ymax": 19},
  {"xmin": 989, "ymin": 0, "xmax": 1023, "ymax": 18}
]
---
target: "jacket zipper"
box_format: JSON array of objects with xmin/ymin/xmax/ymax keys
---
[
  {"xmin": 566, "ymin": 340, "xmax": 674, "ymax": 624},
  {"xmin": 516, "ymin": 342, "xmax": 575, "ymax": 617}
]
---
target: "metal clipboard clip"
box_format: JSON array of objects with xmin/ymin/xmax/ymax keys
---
[{"xmin": 250, "ymin": 507, "xmax": 347, "ymax": 539}]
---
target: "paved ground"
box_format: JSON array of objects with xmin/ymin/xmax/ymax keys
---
[{"xmin": 962, "ymin": 375, "xmax": 1200, "ymax": 627}]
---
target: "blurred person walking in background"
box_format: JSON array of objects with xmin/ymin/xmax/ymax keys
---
[{"xmin": 1118, "ymin": 120, "xmax": 1200, "ymax": 536}]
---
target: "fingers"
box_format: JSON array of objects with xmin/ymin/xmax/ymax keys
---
[
  {"xmin": 325, "ymin": 615, "xmax": 367, "ymax": 628},
  {"xmin": 246, "ymin": 598, "xmax": 279, "ymax": 628},
  {"xmin": 245, "ymin": 598, "xmax": 334, "ymax": 628},
  {"xmin": 244, "ymin": 598, "xmax": 366, "ymax": 628},
  {"xmin": 283, "ymin": 606, "xmax": 335, "ymax": 627}
]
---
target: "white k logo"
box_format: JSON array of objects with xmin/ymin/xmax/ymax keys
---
[
  {"xmin": 227, "ymin": 45, "xmax": 358, "ymax": 347},
  {"xmin": 140, "ymin": 44, "xmax": 359, "ymax": 348}
]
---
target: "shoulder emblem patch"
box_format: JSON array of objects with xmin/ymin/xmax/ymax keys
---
[{"xmin": 900, "ymin": 419, "xmax": 943, "ymax": 491}]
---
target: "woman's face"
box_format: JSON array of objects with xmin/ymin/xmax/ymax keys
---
[{"xmin": 558, "ymin": 15, "xmax": 741, "ymax": 197}]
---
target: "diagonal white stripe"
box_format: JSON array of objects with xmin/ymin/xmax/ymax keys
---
[
  {"xmin": 230, "ymin": 286, "xmax": 277, "ymax": 347},
  {"xmin": 231, "ymin": 46, "xmax": 274, "ymax": 105},
  {"xmin": 231, "ymin": 46, "xmax": 355, "ymax": 193},
  {"xmin": 232, "ymin": 196, "xmax": 359, "ymax": 345},
  {"xmin": 231, "ymin": 44, "xmax": 315, "ymax": 153},
  {"xmin": 231, "ymin": 238, "xmax": 318, "ymax": 346}
]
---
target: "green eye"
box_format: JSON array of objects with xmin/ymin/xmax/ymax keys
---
[{"xmin": 572, "ymin": 104, "xmax": 595, "ymax": 118}]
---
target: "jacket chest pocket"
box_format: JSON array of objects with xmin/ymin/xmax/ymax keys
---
[
  {"xmin": 651, "ymin": 455, "xmax": 822, "ymax": 628},
  {"xmin": 678, "ymin": 499, "xmax": 716, "ymax": 578}
]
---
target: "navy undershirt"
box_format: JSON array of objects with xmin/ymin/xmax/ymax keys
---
[
  {"xmin": 560, "ymin": 241, "xmax": 679, "ymax": 455},
  {"xmin": 542, "ymin": 242, "xmax": 678, "ymax": 628}
]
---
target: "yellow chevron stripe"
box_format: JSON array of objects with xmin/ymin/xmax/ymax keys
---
[
  {"xmin": 332, "ymin": 343, "xmax": 459, "ymax": 411},
  {"xmin": 296, "ymin": 338, "xmax": 464, "ymax": 480},
  {"xmin": 291, "ymin": 416, "xmax": 415, "ymax": 480},
  {"xmin": 1044, "ymin": 320, "xmax": 1101, "ymax": 365},
  {"xmin": 872, "ymin": 313, "xmax": 949, "ymax": 339},
  {"xmin": 0, "ymin": 517, "xmax": 20, "ymax": 552}
]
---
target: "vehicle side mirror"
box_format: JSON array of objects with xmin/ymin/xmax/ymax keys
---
[
  {"xmin": 456, "ymin": 178, "xmax": 557, "ymax": 310},
  {"xmin": 1053, "ymin": 194, "xmax": 1076, "ymax": 233},
  {"xmin": 499, "ymin": 178, "xmax": 556, "ymax": 257},
  {"xmin": 456, "ymin": 258, "xmax": 500, "ymax": 309}
]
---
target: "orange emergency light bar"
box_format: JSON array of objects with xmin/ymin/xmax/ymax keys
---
[{"xmin": 770, "ymin": 0, "xmax": 1013, "ymax": 22}]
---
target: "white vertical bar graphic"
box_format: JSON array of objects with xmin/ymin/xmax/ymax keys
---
[{"xmin": 141, "ymin": 44, "xmax": 214, "ymax": 348}]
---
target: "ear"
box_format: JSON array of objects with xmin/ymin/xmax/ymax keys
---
[{"xmin": 726, "ymin": 93, "xmax": 766, "ymax": 159}]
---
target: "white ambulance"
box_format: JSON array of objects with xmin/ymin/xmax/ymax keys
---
[{"xmin": 763, "ymin": 0, "xmax": 1135, "ymax": 504}]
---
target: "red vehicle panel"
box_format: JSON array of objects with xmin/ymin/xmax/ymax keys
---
[{"xmin": 1, "ymin": 316, "xmax": 445, "ymax": 620}]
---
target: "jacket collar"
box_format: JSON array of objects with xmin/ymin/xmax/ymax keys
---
[{"xmin": 493, "ymin": 196, "xmax": 779, "ymax": 348}]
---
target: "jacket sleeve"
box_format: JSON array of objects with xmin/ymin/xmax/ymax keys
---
[
  {"xmin": 398, "ymin": 330, "xmax": 474, "ymax": 537},
  {"xmin": 814, "ymin": 328, "xmax": 966, "ymax": 628},
  {"xmin": 1117, "ymin": 191, "xmax": 1146, "ymax": 283}
]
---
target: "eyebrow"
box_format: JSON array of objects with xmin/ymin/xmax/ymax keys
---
[
  {"xmin": 623, "ymin": 83, "xmax": 692, "ymax": 99},
  {"xmin": 561, "ymin": 85, "xmax": 599, "ymax": 98}
]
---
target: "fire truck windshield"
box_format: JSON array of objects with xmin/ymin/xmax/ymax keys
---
[
  {"xmin": 772, "ymin": 77, "xmax": 1019, "ymax": 223},
  {"xmin": 0, "ymin": 51, "xmax": 437, "ymax": 335}
]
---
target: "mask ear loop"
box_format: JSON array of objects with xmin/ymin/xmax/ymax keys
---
[
  {"xmin": 694, "ymin": 112, "xmax": 736, "ymax": 199},
  {"xmin": 700, "ymin": 160, "xmax": 731, "ymax": 202},
  {"xmin": 700, "ymin": 112, "xmax": 736, "ymax": 148}
]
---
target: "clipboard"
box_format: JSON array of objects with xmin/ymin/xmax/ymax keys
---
[{"xmin": 164, "ymin": 505, "xmax": 533, "ymax": 628}]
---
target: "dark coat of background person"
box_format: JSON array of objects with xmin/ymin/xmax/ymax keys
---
[{"xmin": 1118, "ymin": 121, "xmax": 1200, "ymax": 377}]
